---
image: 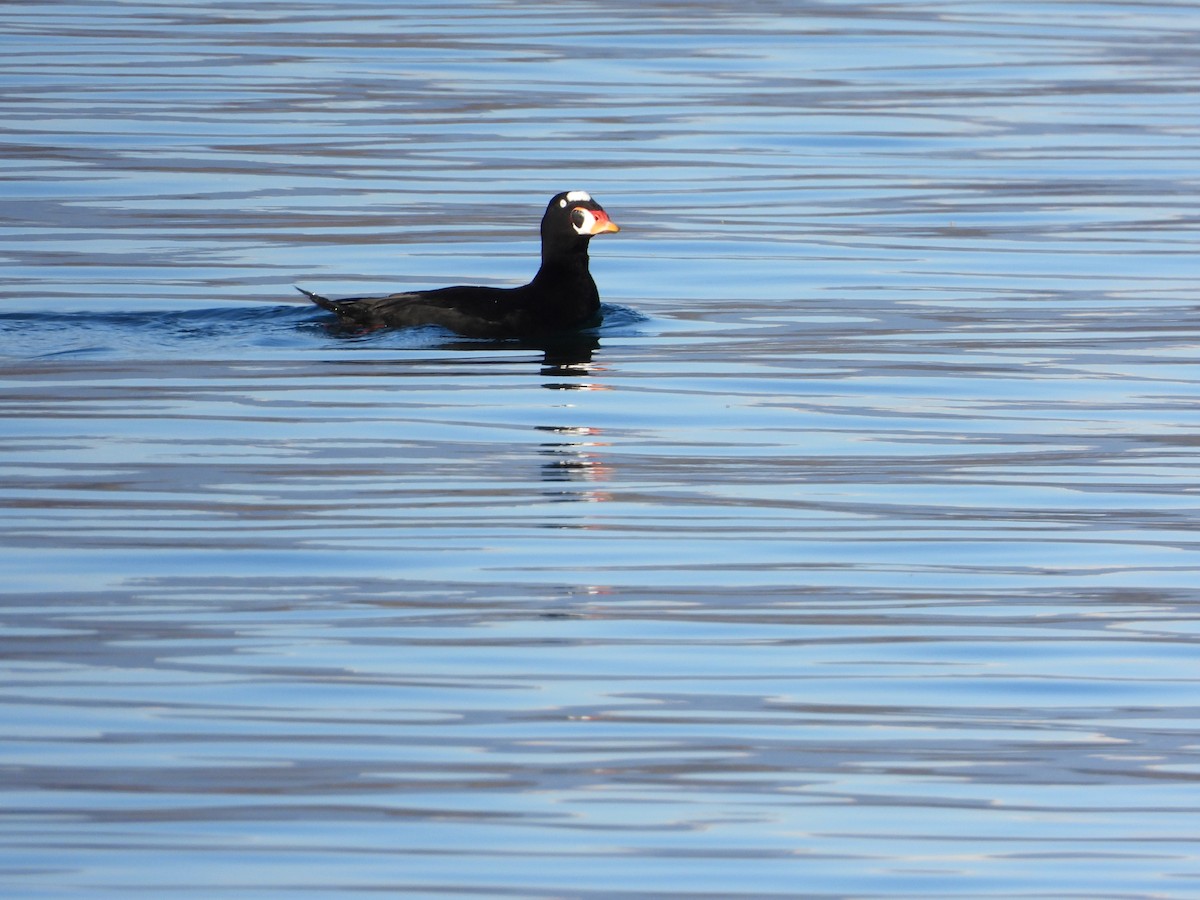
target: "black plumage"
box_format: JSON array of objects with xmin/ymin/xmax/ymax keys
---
[{"xmin": 298, "ymin": 191, "xmax": 619, "ymax": 338}]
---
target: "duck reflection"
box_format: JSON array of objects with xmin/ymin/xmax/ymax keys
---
[
  {"xmin": 536, "ymin": 425, "xmax": 613, "ymax": 499},
  {"xmin": 424, "ymin": 332, "xmax": 618, "ymax": 501},
  {"xmin": 324, "ymin": 327, "xmax": 616, "ymax": 500},
  {"xmin": 536, "ymin": 331, "xmax": 600, "ymax": 375},
  {"xmin": 423, "ymin": 329, "xmax": 601, "ymax": 375},
  {"xmin": 535, "ymin": 338, "xmax": 614, "ymax": 502}
]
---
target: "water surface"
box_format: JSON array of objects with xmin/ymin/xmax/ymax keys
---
[{"xmin": 2, "ymin": 1, "xmax": 1200, "ymax": 897}]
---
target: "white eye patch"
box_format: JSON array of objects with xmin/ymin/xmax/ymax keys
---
[
  {"xmin": 570, "ymin": 207, "xmax": 598, "ymax": 234},
  {"xmin": 559, "ymin": 190, "xmax": 592, "ymax": 208}
]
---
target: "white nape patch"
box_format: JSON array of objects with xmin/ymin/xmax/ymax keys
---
[
  {"xmin": 559, "ymin": 190, "xmax": 593, "ymax": 209},
  {"xmin": 571, "ymin": 207, "xmax": 598, "ymax": 235}
]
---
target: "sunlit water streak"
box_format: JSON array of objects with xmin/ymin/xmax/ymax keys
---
[{"xmin": 2, "ymin": 1, "xmax": 1200, "ymax": 897}]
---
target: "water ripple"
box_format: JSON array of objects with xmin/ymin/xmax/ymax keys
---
[{"xmin": 3, "ymin": 1, "xmax": 1200, "ymax": 897}]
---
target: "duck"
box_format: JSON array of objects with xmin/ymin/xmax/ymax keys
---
[{"xmin": 297, "ymin": 190, "xmax": 619, "ymax": 338}]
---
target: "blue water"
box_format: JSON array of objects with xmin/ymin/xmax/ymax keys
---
[{"xmin": 3, "ymin": 2, "xmax": 1200, "ymax": 897}]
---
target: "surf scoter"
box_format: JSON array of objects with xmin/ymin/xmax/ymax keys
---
[{"xmin": 297, "ymin": 190, "xmax": 619, "ymax": 338}]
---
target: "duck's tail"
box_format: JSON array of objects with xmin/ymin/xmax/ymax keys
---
[{"xmin": 295, "ymin": 286, "xmax": 343, "ymax": 314}]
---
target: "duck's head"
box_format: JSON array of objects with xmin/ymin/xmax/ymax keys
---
[{"xmin": 542, "ymin": 191, "xmax": 620, "ymax": 248}]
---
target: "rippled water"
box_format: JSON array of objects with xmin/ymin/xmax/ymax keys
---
[{"xmin": 3, "ymin": 1, "xmax": 1200, "ymax": 897}]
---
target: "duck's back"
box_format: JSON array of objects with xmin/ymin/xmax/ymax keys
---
[{"xmin": 301, "ymin": 281, "xmax": 598, "ymax": 338}]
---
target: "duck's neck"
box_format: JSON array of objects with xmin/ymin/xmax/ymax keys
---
[
  {"xmin": 527, "ymin": 244, "xmax": 600, "ymax": 328},
  {"xmin": 533, "ymin": 243, "xmax": 592, "ymax": 288}
]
